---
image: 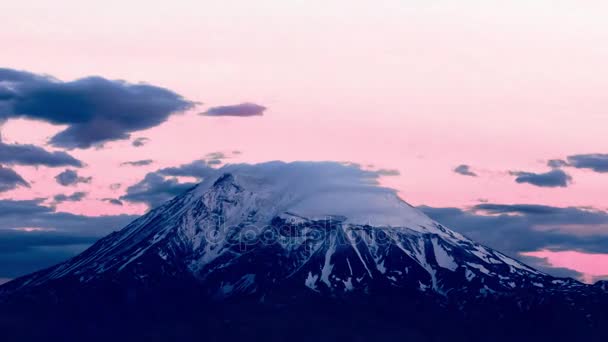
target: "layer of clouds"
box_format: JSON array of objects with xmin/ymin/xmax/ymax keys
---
[
  {"xmin": 120, "ymin": 159, "xmax": 218, "ymax": 208},
  {"xmin": 0, "ymin": 199, "xmax": 135, "ymax": 234},
  {"xmin": 453, "ymin": 164, "xmax": 477, "ymax": 177},
  {"xmin": 0, "ymin": 140, "xmax": 82, "ymax": 167},
  {"xmin": 421, "ymin": 203, "xmax": 608, "ymax": 280},
  {"xmin": 119, "ymin": 153, "xmax": 252, "ymax": 208},
  {"xmin": 55, "ymin": 169, "xmax": 92, "ymax": 186},
  {"xmin": 201, "ymin": 102, "xmax": 266, "ymax": 117},
  {"xmin": 0, "ymin": 165, "xmax": 29, "ymax": 192},
  {"xmin": 0, "ymin": 68, "xmax": 194, "ymax": 149},
  {"xmin": 0, "ymin": 198, "xmax": 137, "ymax": 279},
  {"xmin": 157, "ymin": 159, "xmax": 216, "ymax": 178},
  {"xmin": 510, "ymin": 169, "xmax": 571, "ymax": 188},
  {"xmin": 120, "ymin": 173, "xmax": 199, "ymax": 208},
  {"xmin": 120, "ymin": 159, "xmax": 154, "ymax": 167}
]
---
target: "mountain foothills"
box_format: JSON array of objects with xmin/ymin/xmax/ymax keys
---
[{"xmin": 1, "ymin": 162, "xmax": 607, "ymax": 342}]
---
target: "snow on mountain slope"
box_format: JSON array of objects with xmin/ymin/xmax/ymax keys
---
[{"xmin": 0, "ymin": 162, "xmax": 581, "ymax": 300}]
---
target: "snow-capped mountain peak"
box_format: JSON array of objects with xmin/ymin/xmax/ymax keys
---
[{"xmin": 2, "ymin": 161, "xmax": 574, "ymax": 301}]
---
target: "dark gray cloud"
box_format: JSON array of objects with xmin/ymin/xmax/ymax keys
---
[
  {"xmin": 53, "ymin": 191, "xmax": 87, "ymax": 203},
  {"xmin": 510, "ymin": 169, "xmax": 571, "ymax": 188},
  {"xmin": 0, "ymin": 198, "xmax": 137, "ymax": 279},
  {"xmin": 0, "ymin": 199, "xmax": 135, "ymax": 234},
  {"xmin": 567, "ymin": 154, "xmax": 608, "ymax": 173},
  {"xmin": 120, "ymin": 159, "xmax": 154, "ymax": 167},
  {"xmin": 420, "ymin": 203, "xmax": 608, "ymax": 280},
  {"xmin": 453, "ymin": 164, "xmax": 477, "ymax": 177},
  {"xmin": 55, "ymin": 169, "xmax": 92, "ymax": 186},
  {"xmin": 0, "ymin": 140, "xmax": 82, "ymax": 167},
  {"xmin": 0, "ymin": 231, "xmax": 95, "ymax": 280},
  {"xmin": 120, "ymin": 173, "xmax": 198, "ymax": 208},
  {"xmin": 131, "ymin": 137, "xmax": 150, "ymax": 147},
  {"xmin": 0, "ymin": 198, "xmax": 51, "ymax": 216},
  {"xmin": 102, "ymin": 198, "xmax": 123, "ymax": 206},
  {"xmin": 157, "ymin": 159, "xmax": 215, "ymax": 178},
  {"xmin": 121, "ymin": 159, "xmax": 217, "ymax": 208},
  {"xmin": 201, "ymin": 102, "xmax": 266, "ymax": 117},
  {"xmin": 0, "ymin": 68, "xmax": 194, "ymax": 149},
  {"xmin": 0, "ymin": 165, "xmax": 29, "ymax": 192}
]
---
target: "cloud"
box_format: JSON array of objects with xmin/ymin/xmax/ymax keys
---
[
  {"xmin": 204, "ymin": 151, "xmax": 242, "ymax": 166},
  {"xmin": 157, "ymin": 159, "xmax": 216, "ymax": 178},
  {"xmin": 0, "ymin": 198, "xmax": 137, "ymax": 278},
  {"xmin": 120, "ymin": 159, "xmax": 220, "ymax": 208},
  {"xmin": 201, "ymin": 102, "xmax": 266, "ymax": 117},
  {"xmin": 102, "ymin": 198, "xmax": 123, "ymax": 206},
  {"xmin": 0, "ymin": 198, "xmax": 51, "ymax": 216},
  {"xmin": 120, "ymin": 159, "xmax": 154, "ymax": 167},
  {"xmin": 0, "ymin": 68, "xmax": 195, "ymax": 149},
  {"xmin": 55, "ymin": 169, "xmax": 92, "ymax": 186},
  {"xmin": 2, "ymin": 161, "xmax": 399, "ymax": 279},
  {"xmin": 0, "ymin": 165, "xmax": 29, "ymax": 192},
  {"xmin": 566, "ymin": 154, "xmax": 608, "ymax": 173},
  {"xmin": 453, "ymin": 164, "xmax": 477, "ymax": 177},
  {"xmin": 0, "ymin": 140, "xmax": 82, "ymax": 167},
  {"xmin": 375, "ymin": 168, "xmax": 400, "ymax": 176},
  {"xmin": 120, "ymin": 173, "xmax": 198, "ymax": 208},
  {"xmin": 547, "ymin": 159, "xmax": 568, "ymax": 168},
  {"xmin": 205, "ymin": 152, "xmax": 226, "ymax": 160},
  {"xmin": 509, "ymin": 169, "xmax": 571, "ymax": 188},
  {"xmin": 109, "ymin": 183, "xmax": 122, "ymax": 190},
  {"xmin": 131, "ymin": 137, "xmax": 150, "ymax": 147},
  {"xmin": 53, "ymin": 191, "xmax": 87, "ymax": 203},
  {"xmin": 420, "ymin": 203, "xmax": 608, "ymax": 281}
]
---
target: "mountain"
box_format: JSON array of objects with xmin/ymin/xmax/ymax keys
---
[{"xmin": 1, "ymin": 162, "xmax": 607, "ymax": 342}]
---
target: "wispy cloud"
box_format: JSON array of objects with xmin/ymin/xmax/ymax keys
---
[
  {"xmin": 201, "ymin": 102, "xmax": 266, "ymax": 117},
  {"xmin": 453, "ymin": 164, "xmax": 477, "ymax": 177}
]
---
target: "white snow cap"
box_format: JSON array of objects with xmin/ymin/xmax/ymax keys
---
[{"xmin": 194, "ymin": 161, "xmax": 435, "ymax": 228}]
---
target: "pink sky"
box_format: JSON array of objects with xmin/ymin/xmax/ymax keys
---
[
  {"xmin": 1, "ymin": 0, "xmax": 608, "ymax": 281},
  {"xmin": 522, "ymin": 250, "xmax": 608, "ymax": 284}
]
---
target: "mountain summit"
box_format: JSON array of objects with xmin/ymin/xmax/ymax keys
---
[{"xmin": 1, "ymin": 162, "xmax": 607, "ymax": 342}]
